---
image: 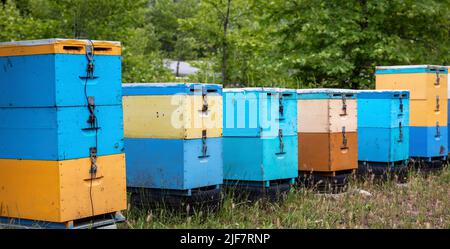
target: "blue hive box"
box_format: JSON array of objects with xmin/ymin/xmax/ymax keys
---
[
  {"xmin": 122, "ymin": 83, "xmax": 224, "ymax": 195},
  {"xmin": 0, "ymin": 105, "xmax": 124, "ymax": 160},
  {"xmin": 357, "ymin": 90, "xmax": 410, "ymax": 163},
  {"xmin": 410, "ymin": 126, "xmax": 448, "ymax": 158},
  {"xmin": 0, "ymin": 39, "xmax": 122, "ymax": 107},
  {"xmin": 223, "ymin": 88, "xmax": 297, "ymax": 137},
  {"xmin": 223, "ymin": 136, "xmax": 298, "ymax": 184},
  {"xmin": 222, "ymin": 87, "xmax": 298, "ymax": 186},
  {"xmin": 124, "ymin": 138, "xmax": 223, "ymax": 191}
]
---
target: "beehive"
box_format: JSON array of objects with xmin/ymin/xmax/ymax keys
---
[
  {"xmin": 0, "ymin": 39, "xmax": 121, "ymax": 107},
  {"xmin": 297, "ymin": 89, "xmax": 358, "ymax": 173},
  {"xmin": 356, "ymin": 90, "xmax": 410, "ymax": 163},
  {"xmin": 122, "ymin": 83, "xmax": 223, "ymax": 192},
  {"xmin": 222, "ymin": 88, "xmax": 298, "ymax": 184},
  {"xmin": 0, "ymin": 154, "xmax": 126, "ymax": 222},
  {"xmin": 123, "ymin": 83, "xmax": 222, "ymax": 139},
  {"xmin": 0, "ymin": 105, "xmax": 123, "ymax": 160},
  {"xmin": 0, "ymin": 39, "xmax": 126, "ymax": 225},
  {"xmin": 376, "ymin": 65, "xmax": 448, "ymax": 159}
]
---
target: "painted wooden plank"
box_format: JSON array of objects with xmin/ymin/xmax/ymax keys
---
[
  {"xmin": 297, "ymin": 99, "xmax": 329, "ymax": 133},
  {"xmin": 298, "ymin": 132, "xmax": 358, "ymax": 173},
  {"xmin": 0, "ymin": 154, "xmax": 126, "ymax": 223},
  {"xmin": 375, "ymin": 71, "xmax": 447, "ymax": 100},
  {"xmin": 410, "ymin": 126, "xmax": 448, "ymax": 158},
  {"xmin": 0, "ymin": 105, "xmax": 124, "ymax": 160},
  {"xmin": 329, "ymin": 99, "xmax": 357, "ymax": 133},
  {"xmin": 223, "ymin": 88, "xmax": 297, "ymax": 137},
  {"xmin": 123, "ymin": 95, "xmax": 222, "ymax": 139},
  {"xmin": 223, "ymin": 136, "xmax": 298, "ymax": 182},
  {"xmin": 0, "ymin": 54, "xmax": 122, "ymax": 107},
  {"xmin": 124, "ymin": 138, "xmax": 223, "ymax": 190},
  {"xmin": 358, "ymin": 127, "xmax": 409, "ymax": 162},
  {"xmin": 0, "ymin": 38, "xmax": 121, "ymax": 57},
  {"xmin": 410, "ymin": 98, "xmax": 448, "ymax": 126}
]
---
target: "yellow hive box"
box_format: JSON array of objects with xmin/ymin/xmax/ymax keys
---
[
  {"xmin": 0, "ymin": 154, "xmax": 126, "ymax": 223},
  {"xmin": 123, "ymin": 95, "xmax": 223, "ymax": 139},
  {"xmin": 0, "ymin": 38, "xmax": 121, "ymax": 56},
  {"xmin": 376, "ymin": 71, "xmax": 447, "ymax": 100},
  {"xmin": 410, "ymin": 98, "xmax": 448, "ymax": 126}
]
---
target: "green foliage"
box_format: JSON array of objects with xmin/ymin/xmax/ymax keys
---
[{"xmin": 1, "ymin": 0, "xmax": 450, "ymax": 87}]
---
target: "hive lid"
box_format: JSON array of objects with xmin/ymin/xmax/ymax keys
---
[
  {"xmin": 355, "ymin": 90, "xmax": 410, "ymax": 99},
  {"xmin": 297, "ymin": 88, "xmax": 357, "ymax": 99},
  {"xmin": 0, "ymin": 38, "xmax": 121, "ymax": 56},
  {"xmin": 224, "ymin": 87, "xmax": 296, "ymax": 94},
  {"xmin": 122, "ymin": 82, "xmax": 223, "ymax": 96},
  {"xmin": 375, "ymin": 65, "xmax": 448, "ymax": 74}
]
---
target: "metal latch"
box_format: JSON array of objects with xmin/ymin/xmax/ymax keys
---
[
  {"xmin": 340, "ymin": 95, "xmax": 347, "ymax": 116},
  {"xmin": 279, "ymin": 94, "xmax": 284, "ymax": 116},
  {"xmin": 341, "ymin": 126, "xmax": 348, "ymax": 149},
  {"xmin": 89, "ymin": 147, "xmax": 98, "ymax": 175},
  {"xmin": 398, "ymin": 122, "xmax": 403, "ymax": 142},
  {"xmin": 276, "ymin": 129, "xmax": 286, "ymax": 155},
  {"xmin": 435, "ymin": 71, "xmax": 440, "ymax": 86},
  {"xmin": 199, "ymin": 130, "xmax": 209, "ymax": 159},
  {"xmin": 436, "ymin": 122, "xmax": 441, "ymax": 138},
  {"xmin": 399, "ymin": 94, "xmax": 403, "ymax": 113},
  {"xmin": 87, "ymin": 96, "xmax": 96, "ymax": 126},
  {"xmin": 80, "ymin": 41, "xmax": 98, "ymax": 80},
  {"xmin": 435, "ymin": 96, "xmax": 440, "ymax": 112},
  {"xmin": 201, "ymin": 89, "xmax": 208, "ymax": 113}
]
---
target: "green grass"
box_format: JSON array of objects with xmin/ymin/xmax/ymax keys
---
[{"xmin": 120, "ymin": 167, "xmax": 450, "ymax": 229}]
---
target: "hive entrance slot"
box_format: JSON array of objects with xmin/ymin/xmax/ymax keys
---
[
  {"xmin": 63, "ymin": 46, "xmax": 83, "ymax": 51},
  {"xmin": 94, "ymin": 47, "xmax": 112, "ymax": 52}
]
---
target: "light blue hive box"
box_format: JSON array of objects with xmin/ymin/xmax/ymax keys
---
[{"xmin": 222, "ymin": 88, "xmax": 298, "ymax": 198}]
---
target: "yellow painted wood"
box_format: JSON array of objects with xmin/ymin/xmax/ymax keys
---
[
  {"xmin": 123, "ymin": 95, "xmax": 222, "ymax": 139},
  {"xmin": 297, "ymin": 99, "xmax": 357, "ymax": 133},
  {"xmin": 0, "ymin": 154, "xmax": 126, "ymax": 223},
  {"xmin": 0, "ymin": 39, "xmax": 121, "ymax": 57},
  {"xmin": 410, "ymin": 98, "xmax": 448, "ymax": 126},
  {"xmin": 376, "ymin": 73, "xmax": 447, "ymax": 100}
]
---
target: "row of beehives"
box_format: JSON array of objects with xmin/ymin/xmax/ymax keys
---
[{"xmin": 0, "ymin": 38, "xmax": 448, "ymax": 229}]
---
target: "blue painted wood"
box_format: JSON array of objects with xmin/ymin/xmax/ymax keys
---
[
  {"xmin": 410, "ymin": 126, "xmax": 448, "ymax": 158},
  {"xmin": 357, "ymin": 90, "xmax": 410, "ymax": 163},
  {"xmin": 122, "ymin": 83, "xmax": 222, "ymax": 96},
  {"xmin": 0, "ymin": 212, "xmax": 124, "ymax": 229},
  {"xmin": 223, "ymin": 88, "xmax": 297, "ymax": 137},
  {"xmin": 0, "ymin": 54, "xmax": 122, "ymax": 107},
  {"xmin": 223, "ymin": 136, "xmax": 298, "ymax": 182},
  {"xmin": 375, "ymin": 65, "xmax": 448, "ymax": 74},
  {"xmin": 357, "ymin": 91, "xmax": 410, "ymax": 128},
  {"xmin": 125, "ymin": 137, "xmax": 223, "ymax": 190},
  {"xmin": 358, "ymin": 127, "xmax": 409, "ymax": 162},
  {"xmin": 0, "ymin": 105, "xmax": 124, "ymax": 160}
]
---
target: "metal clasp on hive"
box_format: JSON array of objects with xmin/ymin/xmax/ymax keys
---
[
  {"xmin": 276, "ymin": 129, "xmax": 286, "ymax": 155},
  {"xmin": 340, "ymin": 95, "xmax": 347, "ymax": 116},
  {"xmin": 199, "ymin": 130, "xmax": 209, "ymax": 159},
  {"xmin": 341, "ymin": 126, "xmax": 348, "ymax": 149}
]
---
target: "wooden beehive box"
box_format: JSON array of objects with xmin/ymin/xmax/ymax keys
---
[
  {"xmin": 297, "ymin": 89, "xmax": 358, "ymax": 173},
  {"xmin": 376, "ymin": 65, "xmax": 448, "ymax": 158}
]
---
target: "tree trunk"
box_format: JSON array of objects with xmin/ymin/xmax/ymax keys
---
[
  {"xmin": 221, "ymin": 0, "xmax": 232, "ymax": 86},
  {"xmin": 176, "ymin": 60, "xmax": 181, "ymax": 77}
]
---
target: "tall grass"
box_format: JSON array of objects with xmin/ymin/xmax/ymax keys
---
[{"xmin": 121, "ymin": 167, "xmax": 450, "ymax": 229}]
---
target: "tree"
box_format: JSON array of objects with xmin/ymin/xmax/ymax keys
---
[{"xmin": 264, "ymin": 0, "xmax": 450, "ymax": 89}]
